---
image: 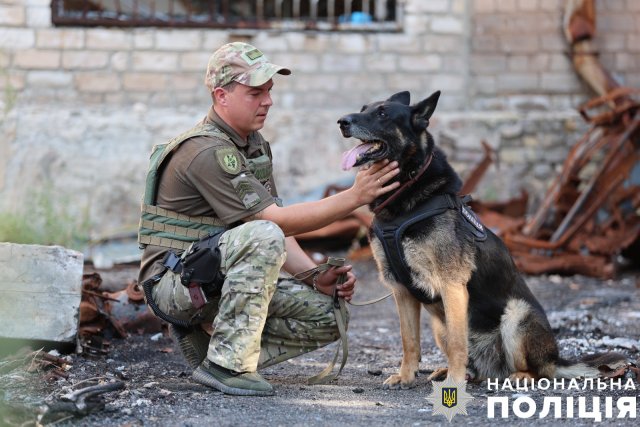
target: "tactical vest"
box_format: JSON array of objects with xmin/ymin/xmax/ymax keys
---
[
  {"xmin": 138, "ymin": 123, "xmax": 273, "ymax": 251},
  {"xmin": 370, "ymin": 194, "xmax": 487, "ymax": 304}
]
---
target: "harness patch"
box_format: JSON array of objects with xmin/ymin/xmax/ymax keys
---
[
  {"xmin": 461, "ymin": 206, "xmax": 484, "ymax": 233},
  {"xmin": 216, "ymin": 148, "xmax": 241, "ymax": 175}
]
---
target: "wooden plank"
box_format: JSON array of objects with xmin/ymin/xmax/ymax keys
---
[{"xmin": 0, "ymin": 243, "xmax": 83, "ymax": 343}]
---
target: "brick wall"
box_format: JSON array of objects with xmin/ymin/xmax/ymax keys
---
[
  {"xmin": 470, "ymin": 0, "xmax": 639, "ymax": 109},
  {"xmin": 2, "ymin": 1, "xmax": 638, "ymax": 109},
  {"xmin": 0, "ymin": 0, "xmax": 638, "ymax": 236}
]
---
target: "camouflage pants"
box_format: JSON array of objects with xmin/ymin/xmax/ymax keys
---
[{"xmin": 152, "ymin": 220, "xmax": 344, "ymax": 372}]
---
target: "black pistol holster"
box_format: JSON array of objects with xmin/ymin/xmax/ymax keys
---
[
  {"xmin": 142, "ymin": 231, "xmax": 225, "ymax": 328},
  {"xmin": 165, "ymin": 231, "xmax": 225, "ymax": 309}
]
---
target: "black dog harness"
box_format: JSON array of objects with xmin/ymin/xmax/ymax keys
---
[{"xmin": 371, "ymin": 194, "xmax": 487, "ymax": 304}]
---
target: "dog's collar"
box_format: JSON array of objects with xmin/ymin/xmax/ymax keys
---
[{"xmin": 373, "ymin": 153, "xmax": 434, "ymax": 215}]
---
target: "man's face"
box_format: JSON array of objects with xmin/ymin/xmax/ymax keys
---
[{"xmin": 218, "ymin": 79, "xmax": 274, "ymax": 139}]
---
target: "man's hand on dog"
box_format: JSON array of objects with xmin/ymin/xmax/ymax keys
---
[
  {"xmin": 315, "ymin": 265, "xmax": 356, "ymax": 301},
  {"xmin": 351, "ymin": 160, "xmax": 400, "ymax": 205}
]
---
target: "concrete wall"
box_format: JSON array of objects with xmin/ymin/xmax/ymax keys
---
[{"xmin": 0, "ymin": 0, "xmax": 638, "ymax": 238}]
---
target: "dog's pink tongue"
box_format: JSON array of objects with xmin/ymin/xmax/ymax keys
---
[{"xmin": 341, "ymin": 143, "xmax": 374, "ymax": 171}]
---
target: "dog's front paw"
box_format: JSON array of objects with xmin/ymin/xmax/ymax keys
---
[{"xmin": 382, "ymin": 373, "xmax": 416, "ymax": 390}]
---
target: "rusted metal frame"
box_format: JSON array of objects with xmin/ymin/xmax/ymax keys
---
[
  {"xmin": 579, "ymin": 88, "xmax": 640, "ymax": 122},
  {"xmin": 52, "ymin": 0, "xmax": 400, "ymax": 29},
  {"xmin": 345, "ymin": 0, "xmax": 353, "ymax": 18},
  {"xmin": 564, "ymin": 0, "xmax": 620, "ymax": 97},
  {"xmin": 551, "ymin": 172, "xmax": 626, "ymax": 248},
  {"xmin": 293, "ymin": 0, "xmax": 301, "ymax": 18},
  {"xmin": 362, "ymin": 0, "xmax": 370, "ymax": 15},
  {"xmin": 550, "ymin": 113, "xmax": 640, "ymax": 242},
  {"xmin": 510, "ymin": 117, "xmax": 639, "ymax": 251},
  {"xmin": 512, "ymin": 251, "xmax": 611, "ymax": 278},
  {"xmin": 598, "ymin": 192, "xmax": 628, "ymax": 233},
  {"xmin": 460, "ymin": 140, "xmax": 495, "ymax": 196},
  {"xmin": 523, "ymin": 124, "xmax": 623, "ymax": 238},
  {"xmin": 209, "ymin": 0, "xmax": 217, "ymax": 24},
  {"xmin": 522, "ymin": 125, "xmax": 601, "ymax": 236}
]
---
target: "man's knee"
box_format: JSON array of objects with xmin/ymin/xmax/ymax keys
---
[
  {"xmin": 229, "ymin": 220, "xmax": 285, "ymax": 254},
  {"xmin": 220, "ymin": 220, "xmax": 286, "ymax": 279}
]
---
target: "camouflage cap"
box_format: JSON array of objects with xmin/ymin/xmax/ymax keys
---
[{"xmin": 205, "ymin": 42, "xmax": 291, "ymax": 91}]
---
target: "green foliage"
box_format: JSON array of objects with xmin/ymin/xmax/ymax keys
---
[{"xmin": 0, "ymin": 187, "xmax": 90, "ymax": 250}]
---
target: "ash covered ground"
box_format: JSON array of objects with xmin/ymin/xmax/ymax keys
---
[{"xmin": 1, "ymin": 257, "xmax": 639, "ymax": 426}]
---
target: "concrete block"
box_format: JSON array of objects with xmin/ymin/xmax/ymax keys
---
[
  {"xmin": 0, "ymin": 243, "xmax": 83, "ymax": 343},
  {"xmin": 155, "ymin": 30, "xmax": 202, "ymax": 51},
  {"xmin": 26, "ymin": 5, "xmax": 50, "ymax": 27},
  {"xmin": 14, "ymin": 49, "xmax": 61, "ymax": 69},
  {"xmin": 430, "ymin": 16, "xmax": 464, "ymax": 34},
  {"xmin": 180, "ymin": 52, "xmax": 211, "ymax": 71},
  {"xmin": 270, "ymin": 53, "xmax": 320, "ymax": 73},
  {"xmin": 133, "ymin": 30, "xmax": 155, "ymax": 49},
  {"xmin": 0, "ymin": 5, "xmax": 25, "ymax": 26},
  {"xmin": 62, "ymin": 51, "xmax": 110, "ymax": 70},
  {"xmin": 132, "ymin": 51, "xmax": 179, "ymax": 72},
  {"xmin": 399, "ymin": 54, "xmax": 442, "ymax": 71},
  {"xmin": 321, "ymin": 54, "xmax": 362, "ymax": 72},
  {"xmin": 0, "ymin": 28, "xmax": 35, "ymax": 50},
  {"xmin": 123, "ymin": 73, "xmax": 168, "ymax": 91},
  {"xmin": 406, "ymin": 0, "xmax": 450, "ymax": 13},
  {"xmin": 364, "ymin": 54, "xmax": 397, "ymax": 72},
  {"xmin": 497, "ymin": 0, "xmax": 518, "ymax": 12},
  {"xmin": 497, "ymin": 73, "xmax": 538, "ymax": 91},
  {"xmin": 86, "ymin": 29, "xmax": 132, "ymax": 50},
  {"xmin": 75, "ymin": 72, "xmax": 121, "ymax": 92},
  {"xmin": 36, "ymin": 29, "xmax": 85, "ymax": 49},
  {"xmin": 26, "ymin": 71, "xmax": 73, "ymax": 88},
  {"xmin": 474, "ymin": 0, "xmax": 496, "ymax": 13}
]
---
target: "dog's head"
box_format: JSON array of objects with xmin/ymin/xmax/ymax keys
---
[{"xmin": 338, "ymin": 90, "xmax": 440, "ymax": 171}]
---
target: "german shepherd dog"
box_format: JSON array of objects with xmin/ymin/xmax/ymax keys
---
[{"xmin": 337, "ymin": 91, "xmax": 626, "ymax": 389}]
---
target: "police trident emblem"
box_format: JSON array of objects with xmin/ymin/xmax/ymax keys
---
[
  {"xmin": 442, "ymin": 387, "xmax": 457, "ymax": 408},
  {"xmin": 427, "ymin": 377, "xmax": 473, "ymax": 422}
]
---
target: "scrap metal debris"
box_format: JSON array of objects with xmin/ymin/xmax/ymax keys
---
[
  {"xmin": 79, "ymin": 272, "xmax": 162, "ymax": 356},
  {"xmin": 503, "ymin": 89, "xmax": 640, "ymax": 277},
  {"xmin": 38, "ymin": 381, "xmax": 125, "ymax": 425},
  {"xmin": 493, "ymin": 0, "xmax": 640, "ymax": 277}
]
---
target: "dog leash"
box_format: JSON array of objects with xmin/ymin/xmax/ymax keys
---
[
  {"xmin": 293, "ymin": 257, "xmax": 393, "ymax": 384},
  {"xmin": 294, "ymin": 257, "xmax": 349, "ymax": 384}
]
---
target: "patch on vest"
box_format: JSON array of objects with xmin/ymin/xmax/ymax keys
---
[
  {"xmin": 231, "ymin": 175, "xmax": 262, "ymax": 209},
  {"xmin": 461, "ymin": 206, "xmax": 484, "ymax": 233},
  {"xmin": 216, "ymin": 148, "xmax": 241, "ymax": 175}
]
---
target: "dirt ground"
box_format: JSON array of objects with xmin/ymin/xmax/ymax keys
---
[{"xmin": 1, "ymin": 255, "xmax": 639, "ymax": 426}]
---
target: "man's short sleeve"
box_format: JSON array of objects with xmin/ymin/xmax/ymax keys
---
[{"xmin": 186, "ymin": 145, "xmax": 274, "ymax": 224}]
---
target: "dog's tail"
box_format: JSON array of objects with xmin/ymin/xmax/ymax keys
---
[{"xmin": 554, "ymin": 352, "xmax": 629, "ymax": 378}]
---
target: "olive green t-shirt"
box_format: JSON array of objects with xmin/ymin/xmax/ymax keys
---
[{"xmin": 138, "ymin": 107, "xmax": 278, "ymax": 283}]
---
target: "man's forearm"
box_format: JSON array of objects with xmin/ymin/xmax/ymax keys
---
[
  {"xmin": 282, "ymin": 237, "xmax": 317, "ymax": 284},
  {"xmin": 258, "ymin": 188, "xmax": 362, "ymax": 236}
]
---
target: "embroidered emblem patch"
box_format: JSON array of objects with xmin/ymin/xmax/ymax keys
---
[
  {"xmin": 230, "ymin": 175, "xmax": 261, "ymax": 209},
  {"xmin": 216, "ymin": 148, "xmax": 241, "ymax": 174}
]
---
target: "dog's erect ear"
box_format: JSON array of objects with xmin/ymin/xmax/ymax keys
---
[
  {"xmin": 411, "ymin": 91, "xmax": 441, "ymax": 128},
  {"xmin": 386, "ymin": 91, "xmax": 410, "ymax": 105}
]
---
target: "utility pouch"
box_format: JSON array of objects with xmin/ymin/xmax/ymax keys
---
[{"xmin": 180, "ymin": 231, "xmax": 225, "ymax": 298}]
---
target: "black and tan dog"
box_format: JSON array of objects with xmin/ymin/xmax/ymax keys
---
[{"xmin": 338, "ymin": 90, "xmax": 626, "ymax": 389}]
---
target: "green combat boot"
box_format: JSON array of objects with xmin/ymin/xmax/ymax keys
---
[
  {"xmin": 169, "ymin": 324, "xmax": 210, "ymax": 369},
  {"xmin": 192, "ymin": 359, "xmax": 274, "ymax": 396}
]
